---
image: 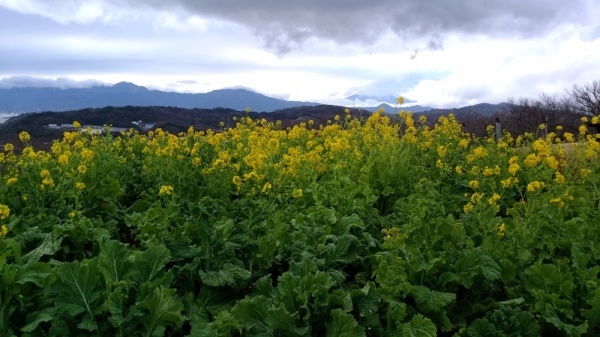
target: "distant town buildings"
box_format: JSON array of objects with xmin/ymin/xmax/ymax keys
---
[
  {"xmin": 131, "ymin": 120, "xmax": 155, "ymax": 131},
  {"xmin": 47, "ymin": 121, "xmax": 155, "ymax": 133}
]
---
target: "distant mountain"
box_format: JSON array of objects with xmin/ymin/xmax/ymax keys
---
[
  {"xmin": 0, "ymin": 82, "xmax": 320, "ymax": 113},
  {"xmin": 424, "ymin": 102, "xmax": 511, "ymax": 116},
  {"xmin": 345, "ymin": 93, "xmax": 418, "ymax": 105},
  {"xmin": 361, "ymin": 103, "xmax": 433, "ymax": 113}
]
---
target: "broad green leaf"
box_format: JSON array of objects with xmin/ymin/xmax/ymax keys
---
[
  {"xmin": 16, "ymin": 261, "xmax": 54, "ymax": 287},
  {"xmin": 274, "ymin": 272, "xmax": 305, "ymax": 315},
  {"xmin": 583, "ymin": 288, "xmax": 600, "ymax": 328},
  {"xmin": 21, "ymin": 310, "xmax": 54, "ymax": 333},
  {"xmin": 467, "ymin": 318, "xmax": 498, "ymax": 337},
  {"xmin": 265, "ymin": 305, "xmax": 309, "ymax": 335},
  {"xmin": 231, "ymin": 296, "xmax": 270, "ymax": 332},
  {"xmin": 251, "ymin": 274, "xmax": 274, "ymax": 297},
  {"xmin": 98, "ymin": 240, "xmax": 131, "ymax": 284},
  {"xmin": 455, "ymin": 249, "xmax": 501, "ymax": 288},
  {"xmin": 133, "ymin": 244, "xmax": 171, "ymax": 284},
  {"xmin": 53, "ymin": 259, "xmax": 101, "ymax": 331},
  {"xmin": 192, "ymin": 286, "xmax": 238, "ymax": 324},
  {"xmin": 106, "ymin": 287, "xmax": 129, "ymax": 328},
  {"xmin": 22, "ymin": 233, "xmax": 62, "ymax": 263},
  {"xmin": 199, "ymin": 263, "xmax": 251, "ymax": 288},
  {"xmin": 324, "ymin": 235, "xmax": 359, "ymax": 264},
  {"xmin": 399, "ymin": 314, "xmax": 437, "ymax": 337},
  {"xmin": 410, "ymin": 285, "xmax": 456, "ymax": 313},
  {"xmin": 140, "ymin": 286, "xmax": 184, "ymax": 337},
  {"xmin": 326, "ymin": 309, "xmax": 365, "ymax": 337},
  {"xmin": 467, "ymin": 307, "xmax": 540, "ymax": 337},
  {"xmin": 348, "ymin": 282, "xmax": 380, "ymax": 318},
  {"xmin": 331, "ymin": 214, "xmax": 364, "ymax": 235},
  {"xmin": 543, "ymin": 304, "xmax": 588, "ymax": 336}
]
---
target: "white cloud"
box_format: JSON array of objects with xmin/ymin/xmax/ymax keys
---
[
  {"xmin": 0, "ymin": 75, "xmax": 105, "ymax": 88},
  {"xmin": 0, "ymin": 0, "xmax": 599, "ymax": 108}
]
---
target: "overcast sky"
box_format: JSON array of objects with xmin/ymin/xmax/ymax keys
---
[{"xmin": 1, "ymin": 0, "xmax": 599, "ymax": 108}]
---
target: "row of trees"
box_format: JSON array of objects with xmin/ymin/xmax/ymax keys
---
[
  {"xmin": 504, "ymin": 80, "xmax": 600, "ymax": 135},
  {"xmin": 465, "ymin": 80, "xmax": 600, "ymax": 137}
]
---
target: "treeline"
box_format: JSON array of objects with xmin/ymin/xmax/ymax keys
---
[{"xmin": 460, "ymin": 79, "xmax": 600, "ymax": 136}]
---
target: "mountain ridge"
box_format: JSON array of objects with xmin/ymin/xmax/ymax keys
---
[{"xmin": 0, "ymin": 82, "xmax": 321, "ymax": 113}]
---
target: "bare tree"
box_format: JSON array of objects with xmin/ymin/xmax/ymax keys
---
[{"xmin": 569, "ymin": 80, "xmax": 600, "ymax": 116}]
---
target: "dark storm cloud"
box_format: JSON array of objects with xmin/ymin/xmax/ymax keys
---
[{"xmin": 125, "ymin": 0, "xmax": 592, "ymax": 54}]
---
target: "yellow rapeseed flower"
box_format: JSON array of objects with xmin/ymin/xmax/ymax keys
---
[
  {"xmin": 497, "ymin": 223, "xmax": 505, "ymax": 237},
  {"xmin": 81, "ymin": 149, "xmax": 95, "ymax": 161},
  {"xmin": 261, "ymin": 183, "xmax": 272, "ymax": 194},
  {"xmin": 463, "ymin": 203, "xmax": 474, "ymax": 213},
  {"xmin": 0, "ymin": 204, "xmax": 10, "ymax": 220},
  {"xmin": 4, "ymin": 143, "xmax": 14, "ymax": 152},
  {"xmin": 469, "ymin": 180, "xmax": 480, "ymax": 189},
  {"xmin": 526, "ymin": 181, "xmax": 545, "ymax": 193},
  {"xmin": 41, "ymin": 177, "xmax": 55, "ymax": 187},
  {"xmin": 232, "ymin": 176, "xmax": 243, "ymax": 188},
  {"xmin": 292, "ymin": 189, "xmax": 303, "ymax": 198},
  {"xmin": 554, "ymin": 172, "xmax": 565, "ymax": 184},
  {"xmin": 76, "ymin": 182, "xmax": 86, "ymax": 190},
  {"xmin": 73, "ymin": 121, "xmax": 81, "ymax": 128},
  {"xmin": 488, "ymin": 193, "xmax": 501, "ymax": 205},
  {"xmin": 40, "ymin": 169, "xmax": 51, "ymax": 178},
  {"xmin": 19, "ymin": 131, "xmax": 31, "ymax": 142},
  {"xmin": 159, "ymin": 185, "xmax": 174, "ymax": 196},
  {"xmin": 524, "ymin": 154, "xmax": 540, "ymax": 167},
  {"xmin": 564, "ymin": 132, "xmax": 574, "ymax": 142},
  {"xmin": 77, "ymin": 164, "xmax": 87, "ymax": 174},
  {"xmin": 473, "ymin": 146, "xmax": 487, "ymax": 159},
  {"xmin": 6, "ymin": 177, "xmax": 17, "ymax": 185}
]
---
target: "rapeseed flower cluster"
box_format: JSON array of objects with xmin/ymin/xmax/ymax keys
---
[{"xmin": 1, "ymin": 108, "xmax": 599, "ymax": 253}]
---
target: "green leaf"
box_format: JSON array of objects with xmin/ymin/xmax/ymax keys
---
[
  {"xmin": 455, "ymin": 249, "xmax": 501, "ymax": 288},
  {"xmin": 192, "ymin": 286, "xmax": 238, "ymax": 324},
  {"xmin": 348, "ymin": 282, "xmax": 380, "ymax": 319},
  {"xmin": 467, "ymin": 318, "xmax": 498, "ymax": 337},
  {"xmin": 265, "ymin": 305, "xmax": 309, "ymax": 335},
  {"xmin": 98, "ymin": 240, "xmax": 131, "ymax": 284},
  {"xmin": 273, "ymin": 272, "xmax": 305, "ymax": 315},
  {"xmin": 22, "ymin": 233, "xmax": 63, "ymax": 263},
  {"xmin": 133, "ymin": 244, "xmax": 171, "ymax": 284},
  {"xmin": 326, "ymin": 309, "xmax": 365, "ymax": 337},
  {"xmin": 399, "ymin": 314, "xmax": 437, "ymax": 337},
  {"xmin": 53, "ymin": 259, "xmax": 101, "ymax": 331},
  {"xmin": 410, "ymin": 285, "xmax": 456, "ymax": 313},
  {"xmin": 542, "ymin": 304, "xmax": 588, "ymax": 336},
  {"xmin": 16, "ymin": 261, "xmax": 54, "ymax": 288},
  {"xmin": 231, "ymin": 296, "xmax": 270, "ymax": 332},
  {"xmin": 332, "ymin": 214, "xmax": 365, "ymax": 235},
  {"xmin": 467, "ymin": 307, "xmax": 540, "ymax": 337},
  {"xmin": 21, "ymin": 310, "xmax": 54, "ymax": 333},
  {"xmin": 583, "ymin": 288, "xmax": 600, "ymax": 328},
  {"xmin": 199, "ymin": 263, "xmax": 251, "ymax": 288},
  {"xmin": 140, "ymin": 286, "xmax": 183, "ymax": 337},
  {"xmin": 324, "ymin": 235, "xmax": 360, "ymax": 265}
]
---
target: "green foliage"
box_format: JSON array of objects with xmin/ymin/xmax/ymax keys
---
[{"xmin": 2, "ymin": 113, "xmax": 600, "ymax": 336}]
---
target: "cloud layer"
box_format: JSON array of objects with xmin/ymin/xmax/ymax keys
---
[
  {"xmin": 2, "ymin": 0, "xmax": 596, "ymax": 54},
  {"xmin": 0, "ymin": 0, "xmax": 599, "ymax": 108}
]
